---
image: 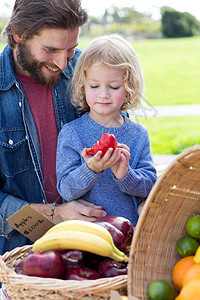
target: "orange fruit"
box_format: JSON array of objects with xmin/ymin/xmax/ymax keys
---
[
  {"xmin": 183, "ymin": 263, "xmax": 200, "ymax": 286},
  {"xmin": 175, "ymin": 278, "xmax": 200, "ymax": 300},
  {"xmin": 172, "ymin": 256, "xmax": 195, "ymax": 291}
]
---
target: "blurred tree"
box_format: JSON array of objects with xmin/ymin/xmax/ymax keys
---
[
  {"xmin": 84, "ymin": 5, "xmax": 161, "ymax": 38},
  {"xmin": 102, "ymin": 6, "xmax": 148, "ymax": 25},
  {"xmin": 161, "ymin": 7, "xmax": 200, "ymax": 37},
  {"xmin": 0, "ymin": 18, "xmax": 8, "ymax": 33}
]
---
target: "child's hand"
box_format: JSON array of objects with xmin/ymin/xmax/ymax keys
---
[
  {"xmin": 81, "ymin": 147, "xmax": 121, "ymax": 174},
  {"xmin": 110, "ymin": 143, "xmax": 130, "ymax": 179}
]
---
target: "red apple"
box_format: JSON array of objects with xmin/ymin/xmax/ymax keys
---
[
  {"xmin": 94, "ymin": 221, "xmax": 125, "ymax": 252},
  {"xmin": 65, "ymin": 266, "xmax": 101, "ymax": 280},
  {"xmin": 23, "ymin": 251, "xmax": 65, "ymax": 279},
  {"xmin": 59, "ymin": 249, "xmax": 85, "ymax": 271},
  {"xmin": 97, "ymin": 216, "xmax": 134, "ymax": 249},
  {"xmin": 82, "ymin": 251, "xmax": 104, "ymax": 271},
  {"xmin": 97, "ymin": 258, "xmax": 128, "ymax": 278},
  {"xmin": 15, "ymin": 259, "xmax": 25, "ymax": 275}
]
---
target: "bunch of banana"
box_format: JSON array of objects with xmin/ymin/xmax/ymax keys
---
[{"xmin": 32, "ymin": 220, "xmax": 129, "ymax": 262}]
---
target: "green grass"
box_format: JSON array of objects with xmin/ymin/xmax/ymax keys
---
[
  {"xmin": 135, "ymin": 116, "xmax": 200, "ymax": 154},
  {"xmin": 131, "ymin": 37, "xmax": 200, "ymax": 106}
]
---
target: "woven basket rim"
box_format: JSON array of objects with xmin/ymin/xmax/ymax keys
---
[{"xmin": 0, "ymin": 244, "xmax": 128, "ymax": 299}]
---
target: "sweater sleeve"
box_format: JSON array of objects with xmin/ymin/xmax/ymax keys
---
[
  {"xmin": 56, "ymin": 125, "xmax": 103, "ymax": 201},
  {"xmin": 113, "ymin": 129, "xmax": 157, "ymax": 198}
]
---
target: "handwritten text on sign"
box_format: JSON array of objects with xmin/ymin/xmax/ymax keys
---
[{"xmin": 6, "ymin": 205, "xmax": 55, "ymax": 242}]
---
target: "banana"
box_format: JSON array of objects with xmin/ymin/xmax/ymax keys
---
[
  {"xmin": 44, "ymin": 220, "xmax": 125, "ymax": 258},
  {"xmin": 32, "ymin": 230, "xmax": 128, "ymax": 262},
  {"xmin": 194, "ymin": 245, "xmax": 200, "ymax": 263}
]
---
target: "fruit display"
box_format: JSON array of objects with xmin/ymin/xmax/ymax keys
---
[
  {"xmin": 95, "ymin": 215, "xmax": 134, "ymax": 251},
  {"xmin": 85, "ymin": 133, "xmax": 117, "ymax": 157},
  {"xmin": 15, "ymin": 216, "xmax": 132, "ymax": 281},
  {"xmin": 23, "ymin": 251, "xmax": 65, "ymax": 279},
  {"xmin": 147, "ymin": 280, "xmax": 176, "ymax": 300},
  {"xmin": 32, "ymin": 220, "xmax": 128, "ymax": 261},
  {"xmin": 65, "ymin": 266, "xmax": 101, "ymax": 281},
  {"xmin": 97, "ymin": 258, "xmax": 128, "ymax": 278},
  {"xmin": 186, "ymin": 215, "xmax": 200, "ymax": 238},
  {"xmin": 176, "ymin": 236, "xmax": 199, "ymax": 257},
  {"xmin": 172, "ymin": 256, "xmax": 194, "ymax": 291},
  {"xmin": 147, "ymin": 214, "xmax": 200, "ymax": 300},
  {"xmin": 94, "ymin": 221, "xmax": 126, "ymax": 252},
  {"xmin": 175, "ymin": 278, "xmax": 200, "ymax": 300}
]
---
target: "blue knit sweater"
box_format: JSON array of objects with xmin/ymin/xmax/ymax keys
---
[{"xmin": 56, "ymin": 113, "xmax": 157, "ymax": 226}]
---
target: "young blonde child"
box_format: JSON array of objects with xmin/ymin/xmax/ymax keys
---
[{"xmin": 56, "ymin": 34, "xmax": 157, "ymax": 226}]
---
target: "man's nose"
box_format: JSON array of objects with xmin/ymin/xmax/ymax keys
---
[{"xmin": 52, "ymin": 51, "xmax": 69, "ymax": 70}]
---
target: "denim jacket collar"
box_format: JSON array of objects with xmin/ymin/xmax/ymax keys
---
[{"xmin": 0, "ymin": 45, "xmax": 17, "ymax": 91}]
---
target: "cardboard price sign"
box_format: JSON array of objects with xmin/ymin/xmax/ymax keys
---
[{"xmin": 6, "ymin": 205, "xmax": 63, "ymax": 242}]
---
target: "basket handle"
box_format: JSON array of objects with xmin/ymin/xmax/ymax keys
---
[{"xmin": 0, "ymin": 256, "xmax": 15, "ymax": 283}]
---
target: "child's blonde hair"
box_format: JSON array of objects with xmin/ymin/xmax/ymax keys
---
[{"xmin": 71, "ymin": 34, "xmax": 145, "ymax": 111}]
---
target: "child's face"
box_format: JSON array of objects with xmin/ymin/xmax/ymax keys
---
[{"xmin": 84, "ymin": 62, "xmax": 126, "ymax": 117}]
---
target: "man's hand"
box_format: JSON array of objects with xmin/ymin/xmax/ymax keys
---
[
  {"xmin": 56, "ymin": 199, "xmax": 107, "ymax": 221},
  {"xmin": 30, "ymin": 199, "xmax": 107, "ymax": 222}
]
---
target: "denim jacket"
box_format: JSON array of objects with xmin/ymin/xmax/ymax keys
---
[{"xmin": 0, "ymin": 45, "xmax": 81, "ymax": 254}]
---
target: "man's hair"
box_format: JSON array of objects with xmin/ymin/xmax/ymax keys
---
[
  {"xmin": 71, "ymin": 34, "xmax": 145, "ymax": 112},
  {"xmin": 3, "ymin": 0, "xmax": 88, "ymax": 48}
]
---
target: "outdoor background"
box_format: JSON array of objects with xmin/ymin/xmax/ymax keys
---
[{"xmin": 1, "ymin": 0, "xmax": 200, "ymax": 155}]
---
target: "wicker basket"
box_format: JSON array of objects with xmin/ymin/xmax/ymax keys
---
[
  {"xmin": 128, "ymin": 145, "xmax": 200, "ymax": 300},
  {"xmin": 0, "ymin": 245, "xmax": 127, "ymax": 300}
]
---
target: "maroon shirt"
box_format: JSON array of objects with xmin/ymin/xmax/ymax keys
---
[{"xmin": 16, "ymin": 72, "xmax": 62, "ymax": 203}]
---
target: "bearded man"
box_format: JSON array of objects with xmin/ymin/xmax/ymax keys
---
[{"xmin": 0, "ymin": 0, "xmax": 106, "ymax": 256}]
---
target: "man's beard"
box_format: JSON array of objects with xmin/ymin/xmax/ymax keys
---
[{"xmin": 16, "ymin": 42, "xmax": 61, "ymax": 86}]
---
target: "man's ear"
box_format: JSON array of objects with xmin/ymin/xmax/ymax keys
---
[{"xmin": 11, "ymin": 27, "xmax": 24, "ymax": 43}]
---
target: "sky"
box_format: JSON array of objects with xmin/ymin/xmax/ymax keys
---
[
  {"xmin": 82, "ymin": 0, "xmax": 200, "ymax": 21},
  {"xmin": 1, "ymin": 0, "xmax": 200, "ymax": 21}
]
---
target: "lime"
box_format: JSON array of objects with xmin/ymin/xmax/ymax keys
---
[
  {"xmin": 176, "ymin": 236, "xmax": 199, "ymax": 257},
  {"xmin": 186, "ymin": 215, "xmax": 200, "ymax": 238},
  {"xmin": 147, "ymin": 280, "xmax": 176, "ymax": 300}
]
